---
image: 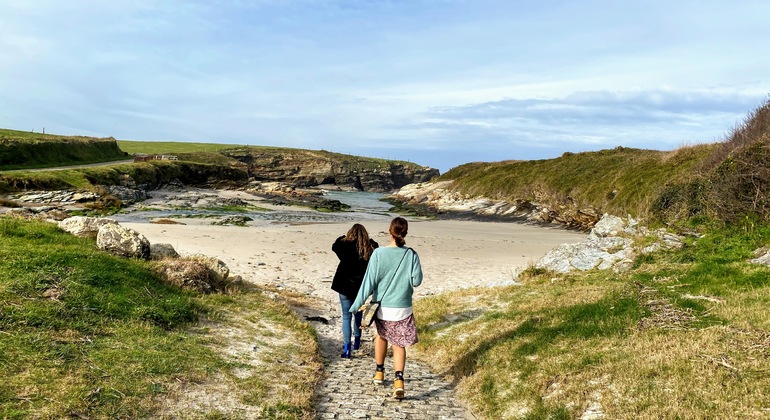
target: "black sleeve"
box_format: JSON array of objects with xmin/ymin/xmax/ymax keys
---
[{"xmin": 332, "ymin": 236, "xmax": 346, "ymax": 256}]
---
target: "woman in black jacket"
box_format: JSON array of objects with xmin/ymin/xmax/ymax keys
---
[{"xmin": 332, "ymin": 223, "xmax": 378, "ymax": 358}]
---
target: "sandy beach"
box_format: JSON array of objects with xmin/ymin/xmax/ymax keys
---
[{"xmin": 122, "ymin": 200, "xmax": 586, "ymax": 317}]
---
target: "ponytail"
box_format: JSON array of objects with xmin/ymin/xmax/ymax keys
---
[{"xmin": 389, "ymin": 217, "xmax": 408, "ymax": 247}]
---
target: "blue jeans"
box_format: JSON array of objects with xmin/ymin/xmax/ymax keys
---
[{"xmin": 339, "ymin": 294, "xmax": 362, "ymax": 345}]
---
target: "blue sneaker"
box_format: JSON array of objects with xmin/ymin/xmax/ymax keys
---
[{"xmin": 353, "ymin": 336, "xmax": 361, "ymax": 350}]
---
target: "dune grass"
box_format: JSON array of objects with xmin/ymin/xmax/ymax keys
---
[
  {"xmin": 439, "ymin": 145, "xmax": 717, "ymax": 221},
  {"xmin": 413, "ymin": 222, "xmax": 770, "ymax": 419},
  {"xmin": 0, "ymin": 217, "xmax": 320, "ymax": 419}
]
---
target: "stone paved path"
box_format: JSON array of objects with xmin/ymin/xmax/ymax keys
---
[{"xmin": 311, "ymin": 315, "xmax": 477, "ymax": 420}]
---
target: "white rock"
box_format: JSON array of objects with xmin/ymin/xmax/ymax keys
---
[
  {"xmin": 58, "ymin": 216, "xmax": 118, "ymax": 237},
  {"xmin": 96, "ymin": 224, "xmax": 150, "ymax": 259}
]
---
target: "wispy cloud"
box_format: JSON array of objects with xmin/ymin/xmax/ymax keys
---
[{"xmin": 1, "ymin": 0, "xmax": 769, "ymax": 172}]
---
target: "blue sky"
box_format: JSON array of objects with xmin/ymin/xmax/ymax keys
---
[{"xmin": 1, "ymin": 1, "xmax": 768, "ymax": 172}]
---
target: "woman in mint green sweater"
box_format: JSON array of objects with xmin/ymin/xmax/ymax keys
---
[{"xmin": 350, "ymin": 217, "xmax": 423, "ymax": 399}]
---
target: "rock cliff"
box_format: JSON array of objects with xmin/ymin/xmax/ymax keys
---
[
  {"xmin": 221, "ymin": 148, "xmax": 439, "ymax": 192},
  {"xmin": 388, "ymin": 180, "xmax": 601, "ymax": 230}
]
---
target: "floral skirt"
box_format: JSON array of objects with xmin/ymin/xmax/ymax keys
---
[{"xmin": 375, "ymin": 314, "xmax": 418, "ymax": 347}]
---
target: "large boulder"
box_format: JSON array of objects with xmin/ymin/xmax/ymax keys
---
[
  {"xmin": 96, "ymin": 224, "xmax": 150, "ymax": 259},
  {"xmin": 58, "ymin": 216, "xmax": 118, "ymax": 237},
  {"xmin": 536, "ymin": 236, "xmax": 634, "ymax": 273},
  {"xmin": 150, "ymin": 243, "xmax": 180, "ymax": 260}
]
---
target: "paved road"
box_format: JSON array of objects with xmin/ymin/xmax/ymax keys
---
[{"xmin": 311, "ymin": 314, "xmax": 477, "ymax": 419}]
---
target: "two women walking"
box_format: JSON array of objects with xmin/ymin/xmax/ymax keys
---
[{"xmin": 332, "ymin": 217, "xmax": 423, "ymax": 399}]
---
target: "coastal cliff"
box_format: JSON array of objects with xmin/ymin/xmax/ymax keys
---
[
  {"xmin": 220, "ymin": 147, "xmax": 439, "ymax": 192},
  {"xmin": 389, "ymin": 180, "xmax": 602, "ymax": 230}
]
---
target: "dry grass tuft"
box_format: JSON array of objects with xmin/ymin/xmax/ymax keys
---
[
  {"xmin": 634, "ymin": 281, "xmax": 697, "ymax": 331},
  {"xmin": 153, "ymin": 257, "xmax": 234, "ymax": 294}
]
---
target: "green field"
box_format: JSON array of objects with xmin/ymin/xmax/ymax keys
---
[{"xmin": 116, "ymin": 140, "xmax": 243, "ymax": 154}]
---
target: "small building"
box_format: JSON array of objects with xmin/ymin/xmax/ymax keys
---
[{"xmin": 133, "ymin": 154, "xmax": 178, "ymax": 162}]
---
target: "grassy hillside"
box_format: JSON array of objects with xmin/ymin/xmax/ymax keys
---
[
  {"xmin": 0, "ymin": 129, "xmax": 128, "ymax": 170},
  {"xmin": 440, "ymin": 144, "xmax": 717, "ymax": 222},
  {"xmin": 0, "ymin": 217, "xmax": 320, "ymax": 418},
  {"xmin": 439, "ymin": 98, "xmax": 770, "ymax": 226},
  {"xmin": 414, "ymin": 222, "xmax": 770, "ymax": 418},
  {"xmin": 118, "ymin": 140, "xmax": 422, "ymax": 171}
]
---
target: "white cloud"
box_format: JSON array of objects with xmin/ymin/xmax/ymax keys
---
[{"xmin": 1, "ymin": 0, "xmax": 769, "ymax": 172}]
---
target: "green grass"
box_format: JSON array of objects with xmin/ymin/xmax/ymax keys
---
[
  {"xmin": 0, "ymin": 128, "xmax": 128, "ymax": 170},
  {"xmin": 0, "ymin": 217, "xmax": 320, "ymax": 419},
  {"xmin": 439, "ymin": 145, "xmax": 717, "ymax": 221},
  {"xmin": 117, "ymin": 140, "xmax": 242, "ymax": 155},
  {"xmin": 413, "ymin": 221, "xmax": 770, "ymax": 419},
  {"xmin": 0, "ymin": 160, "xmax": 249, "ymax": 194}
]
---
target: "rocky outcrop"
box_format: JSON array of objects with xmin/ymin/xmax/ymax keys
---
[
  {"xmin": 221, "ymin": 148, "xmax": 439, "ymax": 192},
  {"xmin": 58, "ymin": 216, "xmax": 118, "ymax": 237},
  {"xmin": 13, "ymin": 190, "xmax": 100, "ymax": 205},
  {"xmin": 96, "ymin": 223, "xmax": 151, "ymax": 259},
  {"xmin": 389, "ymin": 181, "xmax": 601, "ymax": 229},
  {"xmin": 535, "ymin": 214, "xmax": 685, "ymax": 274},
  {"xmin": 4, "ymin": 206, "xmax": 70, "ymax": 221},
  {"xmin": 750, "ymin": 247, "xmax": 770, "ymax": 267}
]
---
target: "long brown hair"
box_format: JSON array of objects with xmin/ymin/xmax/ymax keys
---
[
  {"xmin": 345, "ymin": 223, "xmax": 374, "ymax": 260},
  {"xmin": 389, "ymin": 217, "xmax": 408, "ymax": 247}
]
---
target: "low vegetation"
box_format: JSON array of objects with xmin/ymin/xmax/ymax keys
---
[
  {"xmin": 0, "ymin": 218, "xmax": 320, "ymax": 419},
  {"xmin": 0, "ymin": 129, "xmax": 128, "ymax": 170},
  {"xmin": 0, "ymin": 160, "xmax": 249, "ymax": 194},
  {"xmin": 414, "ymin": 220, "xmax": 770, "ymax": 418},
  {"xmin": 439, "ymin": 144, "xmax": 717, "ymax": 221}
]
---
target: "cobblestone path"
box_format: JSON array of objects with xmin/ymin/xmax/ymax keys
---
[{"xmin": 311, "ymin": 316, "xmax": 477, "ymax": 420}]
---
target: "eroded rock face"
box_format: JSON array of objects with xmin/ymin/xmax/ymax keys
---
[
  {"xmin": 96, "ymin": 224, "xmax": 151, "ymax": 259},
  {"xmin": 222, "ymin": 149, "xmax": 439, "ymax": 192},
  {"xmin": 58, "ymin": 216, "xmax": 118, "ymax": 237},
  {"xmin": 388, "ymin": 181, "xmax": 602, "ymax": 228}
]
